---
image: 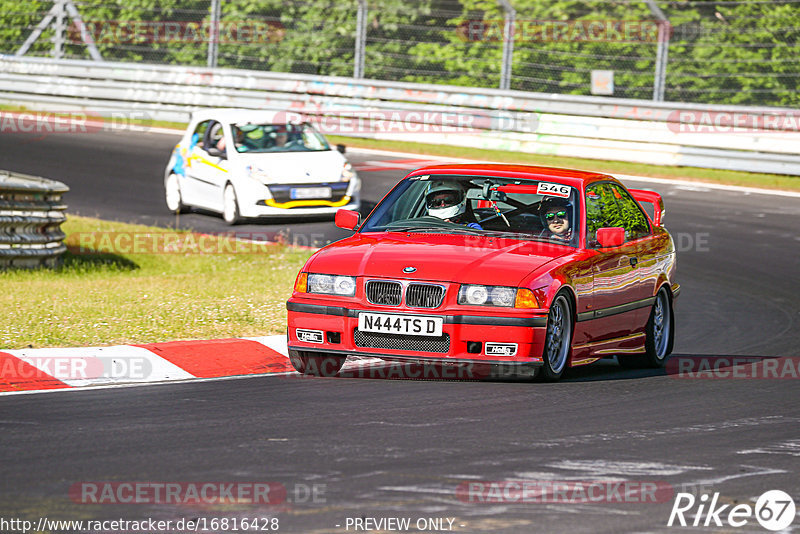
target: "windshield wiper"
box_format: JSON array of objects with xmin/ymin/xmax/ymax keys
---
[
  {"xmin": 477, "ymin": 230, "xmax": 547, "ymax": 240},
  {"xmin": 383, "ymin": 226, "xmax": 484, "ymax": 235}
]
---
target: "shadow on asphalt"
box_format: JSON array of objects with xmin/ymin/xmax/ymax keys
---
[
  {"xmin": 325, "ymin": 353, "xmax": 788, "ymax": 384},
  {"xmin": 319, "ymin": 357, "xmax": 662, "ymax": 384},
  {"xmin": 562, "ymin": 359, "xmax": 665, "ymax": 382}
]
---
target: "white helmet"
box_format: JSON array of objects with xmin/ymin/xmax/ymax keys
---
[{"xmin": 426, "ymin": 181, "xmax": 466, "ymax": 220}]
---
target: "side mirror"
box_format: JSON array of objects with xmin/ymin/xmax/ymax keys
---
[
  {"xmin": 596, "ymin": 227, "xmax": 625, "ymax": 248},
  {"xmin": 336, "ymin": 144, "xmax": 346, "ymax": 154},
  {"xmin": 335, "ymin": 209, "xmax": 360, "ymax": 230}
]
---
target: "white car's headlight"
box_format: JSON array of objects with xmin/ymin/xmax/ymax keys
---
[
  {"xmin": 340, "ymin": 162, "xmax": 355, "ymax": 182},
  {"xmin": 458, "ymin": 285, "xmax": 516, "ymax": 307},
  {"xmin": 308, "ymin": 274, "xmax": 356, "ymax": 296},
  {"xmin": 246, "ymin": 165, "xmax": 270, "ymax": 182}
]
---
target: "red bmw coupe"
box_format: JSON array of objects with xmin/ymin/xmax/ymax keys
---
[{"xmin": 286, "ymin": 164, "xmax": 679, "ymax": 381}]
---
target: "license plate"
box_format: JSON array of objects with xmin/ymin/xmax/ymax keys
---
[
  {"xmin": 358, "ymin": 313, "xmax": 443, "ymax": 337},
  {"xmin": 291, "ymin": 187, "xmax": 332, "ymax": 199}
]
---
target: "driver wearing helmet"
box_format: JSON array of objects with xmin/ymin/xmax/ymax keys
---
[
  {"xmin": 426, "ymin": 181, "xmax": 482, "ymax": 229},
  {"xmin": 539, "ymin": 196, "xmax": 573, "ymax": 243}
]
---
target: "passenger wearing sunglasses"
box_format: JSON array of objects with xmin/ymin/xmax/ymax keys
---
[{"xmin": 539, "ymin": 197, "xmax": 573, "ymax": 244}]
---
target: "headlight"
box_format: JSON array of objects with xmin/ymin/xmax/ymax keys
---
[
  {"xmin": 307, "ymin": 274, "xmax": 356, "ymax": 296},
  {"xmin": 340, "ymin": 162, "xmax": 355, "ymax": 182},
  {"xmin": 458, "ymin": 285, "xmax": 517, "ymax": 307},
  {"xmin": 247, "ymin": 165, "xmax": 270, "ymax": 182}
]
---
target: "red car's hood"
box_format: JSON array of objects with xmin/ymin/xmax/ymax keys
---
[{"xmin": 306, "ymin": 232, "xmax": 571, "ymax": 286}]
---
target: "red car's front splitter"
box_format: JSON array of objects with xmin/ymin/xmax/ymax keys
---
[{"xmin": 286, "ymin": 300, "xmax": 547, "ymax": 367}]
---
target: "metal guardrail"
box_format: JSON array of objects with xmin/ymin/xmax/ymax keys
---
[
  {"xmin": 0, "ymin": 170, "xmax": 69, "ymax": 269},
  {"xmin": 0, "ymin": 56, "xmax": 798, "ymax": 176}
]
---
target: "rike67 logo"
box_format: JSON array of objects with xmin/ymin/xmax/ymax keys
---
[{"xmin": 668, "ymin": 490, "xmax": 796, "ymax": 531}]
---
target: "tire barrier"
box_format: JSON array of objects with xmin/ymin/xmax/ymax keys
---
[{"xmin": 0, "ymin": 170, "xmax": 69, "ymax": 269}]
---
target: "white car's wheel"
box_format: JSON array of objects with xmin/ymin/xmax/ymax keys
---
[
  {"xmin": 165, "ymin": 173, "xmax": 187, "ymax": 213},
  {"xmin": 222, "ymin": 183, "xmax": 241, "ymax": 225}
]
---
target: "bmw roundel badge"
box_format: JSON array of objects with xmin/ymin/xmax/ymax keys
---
[{"xmin": 403, "ymin": 266, "xmax": 417, "ymax": 273}]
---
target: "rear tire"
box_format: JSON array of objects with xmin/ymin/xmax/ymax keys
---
[
  {"xmin": 618, "ymin": 287, "xmax": 673, "ymax": 369},
  {"xmin": 538, "ymin": 293, "xmax": 573, "ymax": 382},
  {"xmin": 289, "ymin": 350, "xmax": 346, "ymax": 377}
]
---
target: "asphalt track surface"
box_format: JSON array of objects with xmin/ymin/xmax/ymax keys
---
[{"xmin": 1, "ymin": 129, "xmax": 799, "ymax": 533}]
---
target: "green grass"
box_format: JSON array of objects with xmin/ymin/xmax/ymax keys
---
[
  {"xmin": 1, "ymin": 215, "xmax": 313, "ymax": 349},
  {"xmin": 328, "ymin": 135, "xmax": 800, "ymax": 191}
]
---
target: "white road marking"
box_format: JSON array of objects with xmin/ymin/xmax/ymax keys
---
[
  {"xmin": 738, "ymin": 439, "xmax": 800, "ymax": 457},
  {"xmin": 243, "ymin": 335, "xmax": 289, "ymax": 355},
  {"xmin": 678, "ymin": 464, "xmax": 788, "ymax": 487},
  {"xmin": 545, "ymin": 460, "xmax": 712, "ymax": 477}
]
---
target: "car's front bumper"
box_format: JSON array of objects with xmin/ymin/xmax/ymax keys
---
[
  {"xmin": 286, "ymin": 299, "xmax": 548, "ymax": 366},
  {"xmin": 237, "ymin": 177, "xmax": 361, "ymax": 218},
  {"xmin": 243, "ymin": 195, "xmax": 360, "ymax": 217}
]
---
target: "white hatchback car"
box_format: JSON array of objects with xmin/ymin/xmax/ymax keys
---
[{"xmin": 164, "ymin": 109, "xmax": 361, "ymax": 224}]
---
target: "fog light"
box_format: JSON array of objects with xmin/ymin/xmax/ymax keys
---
[
  {"xmin": 326, "ymin": 331, "xmax": 341, "ymax": 344},
  {"xmin": 467, "ymin": 341, "xmax": 482, "ymax": 354}
]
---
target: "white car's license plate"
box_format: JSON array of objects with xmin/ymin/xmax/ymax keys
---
[
  {"xmin": 291, "ymin": 187, "xmax": 332, "ymax": 199},
  {"xmin": 358, "ymin": 313, "xmax": 444, "ymax": 337}
]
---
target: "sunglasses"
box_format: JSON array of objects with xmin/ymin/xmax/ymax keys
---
[{"xmin": 545, "ymin": 210, "xmax": 568, "ymax": 221}]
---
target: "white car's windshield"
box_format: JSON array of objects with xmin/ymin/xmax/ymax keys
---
[
  {"xmin": 360, "ymin": 175, "xmax": 580, "ymax": 247},
  {"xmin": 231, "ymin": 123, "xmax": 330, "ymax": 153}
]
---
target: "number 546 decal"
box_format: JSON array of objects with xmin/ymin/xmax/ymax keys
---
[{"xmin": 537, "ymin": 182, "xmax": 571, "ymax": 198}]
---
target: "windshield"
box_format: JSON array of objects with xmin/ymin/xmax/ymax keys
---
[
  {"xmin": 360, "ymin": 174, "xmax": 580, "ymax": 247},
  {"xmin": 230, "ymin": 122, "xmax": 330, "ymax": 153}
]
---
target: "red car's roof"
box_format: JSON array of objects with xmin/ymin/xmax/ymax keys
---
[{"xmin": 407, "ymin": 163, "xmax": 614, "ymax": 189}]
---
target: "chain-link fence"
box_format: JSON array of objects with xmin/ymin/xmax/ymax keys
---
[{"xmin": 2, "ymin": 0, "xmax": 798, "ymax": 107}]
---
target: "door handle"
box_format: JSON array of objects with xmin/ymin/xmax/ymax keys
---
[{"xmin": 629, "ymin": 257, "xmax": 638, "ymax": 267}]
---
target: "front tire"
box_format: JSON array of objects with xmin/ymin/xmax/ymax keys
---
[
  {"xmin": 165, "ymin": 173, "xmax": 187, "ymax": 213},
  {"xmin": 538, "ymin": 293, "xmax": 573, "ymax": 382},
  {"xmin": 288, "ymin": 350, "xmax": 346, "ymax": 377},
  {"xmin": 619, "ymin": 287, "xmax": 674, "ymax": 368},
  {"xmin": 223, "ymin": 183, "xmax": 241, "ymax": 225}
]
